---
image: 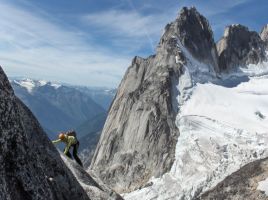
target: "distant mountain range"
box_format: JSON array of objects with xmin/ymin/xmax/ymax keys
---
[
  {"xmin": 10, "ymin": 78, "xmax": 116, "ymax": 140},
  {"xmin": 74, "ymin": 86, "xmax": 116, "ymax": 110}
]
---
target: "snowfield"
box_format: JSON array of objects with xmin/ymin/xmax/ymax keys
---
[{"xmin": 123, "ymin": 53, "xmax": 268, "ymax": 199}]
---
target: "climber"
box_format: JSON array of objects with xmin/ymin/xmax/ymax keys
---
[{"xmin": 52, "ymin": 130, "xmax": 83, "ymax": 167}]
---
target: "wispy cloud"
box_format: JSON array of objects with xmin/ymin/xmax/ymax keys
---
[
  {"xmin": 82, "ymin": 8, "xmax": 175, "ymax": 52},
  {"xmin": 83, "ymin": 10, "xmax": 162, "ymax": 37},
  {"xmin": 0, "ymin": 1, "xmax": 131, "ymax": 87},
  {"xmin": 192, "ymin": 0, "xmax": 251, "ymax": 16}
]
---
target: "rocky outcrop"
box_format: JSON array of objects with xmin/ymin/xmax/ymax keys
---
[
  {"xmin": 201, "ymin": 157, "xmax": 268, "ymax": 200},
  {"xmin": 260, "ymin": 24, "xmax": 268, "ymax": 49},
  {"xmin": 90, "ymin": 7, "xmax": 219, "ymax": 193},
  {"xmin": 217, "ymin": 24, "xmax": 266, "ymax": 71},
  {"xmin": 0, "ymin": 66, "xmax": 121, "ymax": 200},
  {"xmin": 61, "ymin": 154, "xmax": 123, "ymax": 200}
]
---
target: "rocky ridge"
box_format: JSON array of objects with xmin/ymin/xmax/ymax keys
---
[{"xmin": 201, "ymin": 158, "xmax": 268, "ymax": 200}]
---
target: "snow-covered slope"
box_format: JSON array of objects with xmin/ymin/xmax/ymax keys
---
[
  {"xmin": 12, "ymin": 78, "xmax": 62, "ymax": 92},
  {"xmin": 123, "ymin": 50, "xmax": 268, "ymax": 199}
]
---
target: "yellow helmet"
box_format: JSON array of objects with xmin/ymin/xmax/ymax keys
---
[{"xmin": 58, "ymin": 133, "xmax": 65, "ymax": 140}]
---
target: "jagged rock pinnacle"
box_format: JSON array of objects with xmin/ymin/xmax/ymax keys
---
[
  {"xmin": 159, "ymin": 7, "xmax": 219, "ymax": 72},
  {"xmin": 217, "ymin": 24, "xmax": 266, "ymax": 70},
  {"xmin": 260, "ymin": 24, "xmax": 268, "ymax": 49}
]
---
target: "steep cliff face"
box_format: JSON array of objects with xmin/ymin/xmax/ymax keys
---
[
  {"xmin": 217, "ymin": 24, "xmax": 266, "ymax": 71},
  {"xmin": 90, "ymin": 51, "xmax": 181, "ymax": 194},
  {"xmin": 0, "ymin": 66, "xmax": 122, "ymax": 200},
  {"xmin": 90, "ymin": 7, "xmax": 219, "ymax": 193},
  {"xmin": 201, "ymin": 157, "xmax": 268, "ymax": 200}
]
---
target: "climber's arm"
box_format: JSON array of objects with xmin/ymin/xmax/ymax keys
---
[{"xmin": 52, "ymin": 139, "xmax": 61, "ymax": 144}]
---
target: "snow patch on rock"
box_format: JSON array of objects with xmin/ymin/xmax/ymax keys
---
[{"xmin": 257, "ymin": 178, "xmax": 268, "ymax": 196}]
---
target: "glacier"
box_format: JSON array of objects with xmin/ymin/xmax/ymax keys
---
[{"xmin": 123, "ymin": 49, "xmax": 268, "ymax": 199}]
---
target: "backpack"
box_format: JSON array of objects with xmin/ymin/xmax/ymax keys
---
[{"xmin": 66, "ymin": 130, "xmax": 77, "ymax": 138}]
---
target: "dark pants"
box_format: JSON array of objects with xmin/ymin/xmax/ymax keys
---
[{"xmin": 64, "ymin": 141, "xmax": 83, "ymax": 167}]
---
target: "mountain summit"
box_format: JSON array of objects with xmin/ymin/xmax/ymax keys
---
[{"xmin": 174, "ymin": 7, "xmax": 219, "ymax": 70}]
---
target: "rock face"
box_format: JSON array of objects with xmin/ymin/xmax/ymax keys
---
[
  {"xmin": 201, "ymin": 157, "xmax": 268, "ymax": 200},
  {"xmin": 217, "ymin": 24, "xmax": 266, "ymax": 71},
  {"xmin": 0, "ymin": 66, "xmax": 121, "ymax": 200},
  {"xmin": 90, "ymin": 7, "xmax": 219, "ymax": 193},
  {"xmin": 260, "ymin": 24, "xmax": 268, "ymax": 49}
]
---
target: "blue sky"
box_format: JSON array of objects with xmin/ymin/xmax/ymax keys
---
[{"xmin": 0, "ymin": 0, "xmax": 267, "ymax": 87}]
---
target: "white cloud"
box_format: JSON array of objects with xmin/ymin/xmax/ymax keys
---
[
  {"xmin": 83, "ymin": 10, "xmax": 165, "ymax": 37},
  {"xmin": 0, "ymin": 1, "xmax": 131, "ymax": 87}
]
